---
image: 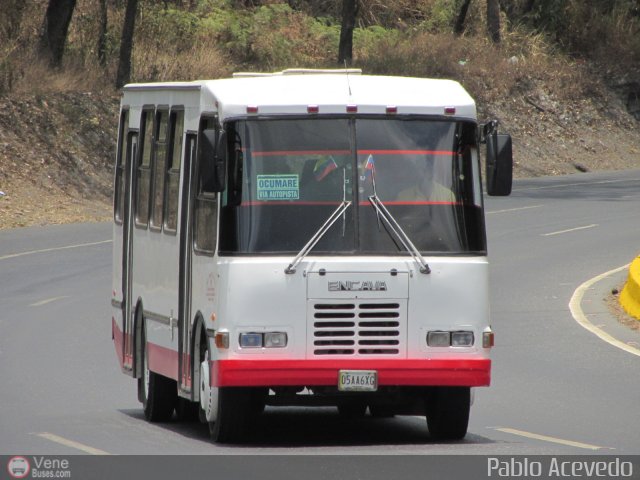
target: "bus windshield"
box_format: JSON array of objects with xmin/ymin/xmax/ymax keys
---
[{"xmin": 219, "ymin": 117, "xmax": 486, "ymax": 255}]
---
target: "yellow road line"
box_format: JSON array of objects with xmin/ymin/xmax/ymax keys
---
[
  {"xmin": 494, "ymin": 427, "xmax": 608, "ymax": 451},
  {"xmin": 35, "ymin": 432, "xmax": 111, "ymax": 455},
  {"xmin": 569, "ymin": 264, "xmax": 640, "ymax": 358},
  {"xmin": 0, "ymin": 240, "xmax": 111, "ymax": 261}
]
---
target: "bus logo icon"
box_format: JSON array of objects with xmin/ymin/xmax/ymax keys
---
[{"xmin": 7, "ymin": 456, "xmax": 30, "ymax": 478}]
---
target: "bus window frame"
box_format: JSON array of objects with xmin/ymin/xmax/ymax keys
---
[
  {"xmin": 149, "ymin": 106, "xmax": 169, "ymax": 233},
  {"xmin": 114, "ymin": 107, "xmax": 130, "ymax": 225},
  {"xmin": 163, "ymin": 106, "xmax": 185, "ymax": 235},
  {"xmin": 193, "ymin": 114, "xmax": 220, "ymax": 257},
  {"xmin": 134, "ymin": 106, "xmax": 155, "ymax": 230}
]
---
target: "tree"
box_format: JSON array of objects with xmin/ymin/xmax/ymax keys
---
[
  {"xmin": 97, "ymin": 0, "xmax": 108, "ymax": 67},
  {"xmin": 116, "ymin": 0, "xmax": 138, "ymax": 88},
  {"xmin": 40, "ymin": 0, "xmax": 77, "ymax": 67},
  {"xmin": 454, "ymin": 0, "xmax": 473, "ymax": 35},
  {"xmin": 338, "ymin": 0, "xmax": 359, "ymax": 65},
  {"xmin": 487, "ymin": 0, "xmax": 501, "ymax": 43}
]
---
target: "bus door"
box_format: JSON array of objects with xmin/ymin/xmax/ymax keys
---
[
  {"xmin": 121, "ymin": 132, "xmax": 138, "ymax": 373},
  {"xmin": 178, "ymin": 133, "xmax": 197, "ymax": 394}
]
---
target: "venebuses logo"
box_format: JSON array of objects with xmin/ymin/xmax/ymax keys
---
[{"xmin": 7, "ymin": 456, "xmax": 30, "ymax": 479}]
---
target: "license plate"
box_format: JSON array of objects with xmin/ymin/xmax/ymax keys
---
[{"xmin": 338, "ymin": 370, "xmax": 378, "ymax": 392}]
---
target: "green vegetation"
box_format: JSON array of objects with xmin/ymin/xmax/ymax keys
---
[{"xmin": 1, "ymin": 0, "xmax": 639, "ymax": 94}]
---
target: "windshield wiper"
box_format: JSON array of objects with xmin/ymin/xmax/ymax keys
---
[
  {"xmin": 285, "ymin": 168, "xmax": 351, "ymax": 274},
  {"xmin": 284, "ymin": 200, "xmax": 352, "ymax": 274},
  {"xmin": 368, "ymin": 194, "xmax": 431, "ymax": 274}
]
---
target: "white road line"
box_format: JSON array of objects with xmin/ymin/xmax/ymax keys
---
[
  {"xmin": 486, "ymin": 205, "xmax": 543, "ymax": 215},
  {"xmin": 542, "ymin": 224, "xmax": 598, "ymax": 236},
  {"xmin": 35, "ymin": 432, "xmax": 111, "ymax": 455},
  {"xmin": 29, "ymin": 296, "xmax": 69, "ymax": 307},
  {"xmin": 494, "ymin": 428, "xmax": 609, "ymax": 450},
  {"xmin": 0, "ymin": 240, "xmax": 111, "ymax": 261},
  {"xmin": 514, "ymin": 177, "xmax": 640, "ymax": 192},
  {"xmin": 569, "ymin": 264, "xmax": 640, "ymax": 358}
]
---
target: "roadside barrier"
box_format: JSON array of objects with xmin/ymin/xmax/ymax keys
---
[{"xmin": 620, "ymin": 255, "xmax": 640, "ymax": 320}]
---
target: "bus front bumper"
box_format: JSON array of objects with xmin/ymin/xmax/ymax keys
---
[{"xmin": 211, "ymin": 358, "xmax": 490, "ymax": 388}]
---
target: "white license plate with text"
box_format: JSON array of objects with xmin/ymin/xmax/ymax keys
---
[{"xmin": 338, "ymin": 370, "xmax": 378, "ymax": 392}]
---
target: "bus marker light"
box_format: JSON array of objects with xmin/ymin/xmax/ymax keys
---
[
  {"xmin": 247, "ymin": 105, "xmax": 259, "ymax": 114},
  {"xmin": 386, "ymin": 106, "xmax": 398, "ymax": 114},
  {"xmin": 307, "ymin": 105, "xmax": 319, "ymax": 114},
  {"xmin": 483, "ymin": 331, "xmax": 495, "ymax": 348},
  {"xmin": 451, "ymin": 331, "xmax": 474, "ymax": 347},
  {"xmin": 346, "ymin": 104, "xmax": 358, "ymax": 113},
  {"xmin": 239, "ymin": 332, "xmax": 263, "ymax": 348},
  {"xmin": 265, "ymin": 332, "xmax": 287, "ymax": 348},
  {"xmin": 444, "ymin": 107, "xmax": 456, "ymax": 115},
  {"xmin": 215, "ymin": 331, "xmax": 229, "ymax": 349},
  {"xmin": 427, "ymin": 331, "xmax": 450, "ymax": 347}
]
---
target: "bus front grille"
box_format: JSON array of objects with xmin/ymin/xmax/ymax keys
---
[{"xmin": 309, "ymin": 301, "xmax": 405, "ymax": 356}]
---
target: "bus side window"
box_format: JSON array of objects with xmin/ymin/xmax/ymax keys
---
[
  {"xmin": 164, "ymin": 109, "xmax": 184, "ymax": 233},
  {"xmin": 194, "ymin": 117, "xmax": 219, "ymax": 255},
  {"xmin": 150, "ymin": 109, "xmax": 168, "ymax": 231},
  {"xmin": 114, "ymin": 109, "xmax": 129, "ymax": 224},
  {"xmin": 135, "ymin": 108, "xmax": 154, "ymax": 228}
]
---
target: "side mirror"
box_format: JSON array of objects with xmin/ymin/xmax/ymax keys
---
[
  {"xmin": 485, "ymin": 129, "xmax": 513, "ymax": 196},
  {"xmin": 200, "ymin": 128, "xmax": 227, "ymax": 192}
]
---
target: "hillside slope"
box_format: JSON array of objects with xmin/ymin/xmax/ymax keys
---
[
  {"xmin": 0, "ymin": 73, "xmax": 638, "ymax": 230},
  {"xmin": 0, "ymin": 93, "xmax": 118, "ymax": 229}
]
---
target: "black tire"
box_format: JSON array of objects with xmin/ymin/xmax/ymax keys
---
[
  {"xmin": 426, "ymin": 387, "xmax": 470, "ymax": 441},
  {"xmin": 337, "ymin": 400, "xmax": 367, "ymax": 418},
  {"xmin": 369, "ymin": 405, "xmax": 396, "ymax": 418},
  {"xmin": 175, "ymin": 397, "xmax": 199, "ymax": 422},
  {"xmin": 208, "ymin": 387, "xmax": 253, "ymax": 443},
  {"xmin": 137, "ymin": 320, "xmax": 177, "ymax": 422}
]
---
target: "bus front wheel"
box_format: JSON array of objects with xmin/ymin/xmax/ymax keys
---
[
  {"xmin": 426, "ymin": 387, "xmax": 470, "ymax": 441},
  {"xmin": 199, "ymin": 338, "xmax": 251, "ymax": 443}
]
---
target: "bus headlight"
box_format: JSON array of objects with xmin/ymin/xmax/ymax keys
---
[
  {"xmin": 451, "ymin": 331, "xmax": 474, "ymax": 347},
  {"xmin": 427, "ymin": 330, "xmax": 475, "ymax": 347},
  {"xmin": 265, "ymin": 332, "xmax": 287, "ymax": 348},
  {"xmin": 427, "ymin": 331, "xmax": 450, "ymax": 347},
  {"xmin": 239, "ymin": 333, "xmax": 263, "ymax": 348},
  {"xmin": 239, "ymin": 332, "xmax": 288, "ymax": 349}
]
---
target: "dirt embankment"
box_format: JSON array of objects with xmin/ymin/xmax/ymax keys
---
[
  {"xmin": 0, "ymin": 92, "xmax": 118, "ymax": 229},
  {"xmin": 0, "ymin": 81, "xmax": 639, "ymax": 231}
]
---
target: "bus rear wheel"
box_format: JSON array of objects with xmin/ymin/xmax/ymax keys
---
[
  {"xmin": 138, "ymin": 320, "xmax": 177, "ymax": 422},
  {"xmin": 426, "ymin": 387, "xmax": 470, "ymax": 441}
]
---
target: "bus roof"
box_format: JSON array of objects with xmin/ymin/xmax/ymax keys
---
[{"xmin": 123, "ymin": 72, "xmax": 477, "ymax": 121}]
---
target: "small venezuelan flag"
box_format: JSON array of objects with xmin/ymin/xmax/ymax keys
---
[
  {"xmin": 313, "ymin": 156, "xmax": 338, "ymax": 181},
  {"xmin": 363, "ymin": 154, "xmax": 375, "ymax": 179}
]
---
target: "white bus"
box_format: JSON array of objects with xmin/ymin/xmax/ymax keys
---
[{"xmin": 111, "ymin": 69, "xmax": 512, "ymax": 443}]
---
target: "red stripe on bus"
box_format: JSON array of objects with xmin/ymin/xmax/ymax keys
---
[
  {"xmin": 211, "ymin": 358, "xmax": 491, "ymax": 387},
  {"xmin": 358, "ymin": 201, "xmax": 461, "ymax": 206},
  {"xmin": 238, "ymin": 201, "xmax": 461, "ymax": 206},
  {"xmin": 251, "ymin": 150, "xmax": 351, "ymax": 157},
  {"xmin": 357, "ymin": 150, "xmax": 455, "ymax": 156},
  {"xmin": 242, "ymin": 201, "xmax": 342, "ymax": 206},
  {"xmin": 147, "ymin": 342, "xmax": 179, "ymax": 381},
  {"xmin": 112, "ymin": 318, "xmax": 125, "ymax": 370}
]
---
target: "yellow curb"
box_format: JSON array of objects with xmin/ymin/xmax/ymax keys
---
[{"xmin": 620, "ymin": 256, "xmax": 640, "ymax": 320}]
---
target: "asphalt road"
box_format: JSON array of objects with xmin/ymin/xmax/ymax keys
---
[{"xmin": 1, "ymin": 169, "xmax": 639, "ymax": 459}]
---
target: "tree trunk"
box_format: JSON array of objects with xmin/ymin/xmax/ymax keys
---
[
  {"xmin": 487, "ymin": 0, "xmax": 501, "ymax": 43},
  {"xmin": 454, "ymin": 0, "xmax": 473, "ymax": 35},
  {"xmin": 338, "ymin": 0, "xmax": 359, "ymax": 65},
  {"xmin": 97, "ymin": 0, "xmax": 108, "ymax": 67},
  {"xmin": 116, "ymin": 0, "xmax": 138, "ymax": 88},
  {"xmin": 40, "ymin": 0, "xmax": 77, "ymax": 68}
]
